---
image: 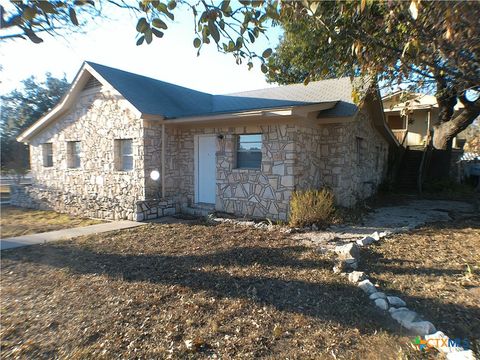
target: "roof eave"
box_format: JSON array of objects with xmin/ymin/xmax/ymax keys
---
[{"xmin": 141, "ymin": 101, "xmax": 339, "ymax": 124}]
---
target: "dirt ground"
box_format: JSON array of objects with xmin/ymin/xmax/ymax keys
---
[
  {"xmin": 0, "ymin": 206, "xmax": 103, "ymax": 238},
  {"xmin": 1, "ymin": 222, "xmax": 426, "ymax": 360},
  {"xmin": 362, "ymin": 216, "xmax": 480, "ymax": 355}
]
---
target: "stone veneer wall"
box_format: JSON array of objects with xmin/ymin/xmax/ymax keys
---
[
  {"xmin": 151, "ymin": 124, "xmax": 296, "ymax": 221},
  {"xmin": 154, "ymin": 109, "xmax": 389, "ymax": 221},
  {"xmin": 12, "ymin": 87, "xmax": 147, "ymax": 220},
  {"xmin": 14, "ymin": 86, "xmax": 389, "ymax": 222},
  {"xmin": 299, "ymin": 109, "xmax": 389, "ymax": 207}
]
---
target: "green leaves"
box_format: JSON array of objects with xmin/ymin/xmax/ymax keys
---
[
  {"xmin": 37, "ymin": 2, "xmax": 58, "ymax": 13},
  {"xmin": 145, "ymin": 29, "xmax": 153, "ymax": 44},
  {"xmin": 22, "ymin": 7, "xmax": 37, "ymax": 21},
  {"xmin": 152, "ymin": 28, "xmax": 164, "ymax": 38},
  {"xmin": 193, "ymin": 38, "xmax": 202, "ymax": 48},
  {"xmin": 136, "ymin": 18, "xmax": 149, "ymax": 33},
  {"xmin": 167, "ymin": 0, "xmax": 176, "ymax": 10},
  {"xmin": 262, "ymin": 48, "xmax": 272, "ymax": 58},
  {"xmin": 136, "ymin": 36, "xmax": 145, "ymax": 46},
  {"xmin": 208, "ymin": 20, "xmax": 220, "ymax": 43},
  {"xmin": 152, "ymin": 18, "xmax": 167, "ymax": 30}
]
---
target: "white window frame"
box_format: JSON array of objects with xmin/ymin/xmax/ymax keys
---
[
  {"xmin": 42, "ymin": 143, "xmax": 53, "ymax": 167},
  {"xmin": 67, "ymin": 141, "xmax": 81, "ymax": 169},
  {"xmin": 115, "ymin": 139, "xmax": 134, "ymax": 171},
  {"xmin": 236, "ymin": 134, "xmax": 262, "ymax": 170}
]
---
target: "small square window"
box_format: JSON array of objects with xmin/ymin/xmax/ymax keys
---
[
  {"xmin": 67, "ymin": 141, "xmax": 81, "ymax": 168},
  {"xmin": 115, "ymin": 139, "xmax": 133, "ymax": 171},
  {"xmin": 42, "ymin": 143, "xmax": 53, "ymax": 167},
  {"xmin": 236, "ymin": 134, "xmax": 262, "ymax": 169}
]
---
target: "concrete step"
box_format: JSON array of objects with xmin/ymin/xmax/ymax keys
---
[{"xmin": 181, "ymin": 203, "xmax": 215, "ymax": 217}]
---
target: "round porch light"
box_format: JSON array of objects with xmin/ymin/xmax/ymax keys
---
[{"xmin": 150, "ymin": 170, "xmax": 160, "ymax": 181}]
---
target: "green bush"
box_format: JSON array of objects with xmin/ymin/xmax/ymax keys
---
[{"xmin": 289, "ymin": 189, "xmax": 336, "ymax": 228}]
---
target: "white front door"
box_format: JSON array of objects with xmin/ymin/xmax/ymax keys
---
[{"xmin": 196, "ymin": 135, "xmax": 216, "ymax": 204}]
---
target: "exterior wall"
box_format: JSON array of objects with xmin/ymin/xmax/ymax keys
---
[
  {"xmin": 13, "ymin": 87, "xmax": 146, "ymax": 220},
  {"xmin": 14, "ymin": 88, "xmax": 389, "ymax": 222},
  {"xmin": 157, "ymin": 107, "xmax": 389, "ymax": 220},
  {"xmin": 156, "ymin": 124, "xmax": 296, "ymax": 221},
  {"xmin": 294, "ymin": 110, "xmax": 388, "ymax": 207}
]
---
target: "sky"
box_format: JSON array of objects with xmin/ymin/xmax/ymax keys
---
[{"xmin": 0, "ymin": 2, "xmax": 283, "ymax": 96}]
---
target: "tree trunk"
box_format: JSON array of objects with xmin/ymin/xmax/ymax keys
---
[{"xmin": 432, "ymin": 103, "xmax": 480, "ymax": 150}]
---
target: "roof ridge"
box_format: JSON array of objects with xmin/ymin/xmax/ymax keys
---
[
  {"xmin": 85, "ymin": 61, "xmax": 213, "ymax": 96},
  {"xmin": 223, "ymin": 76, "xmax": 353, "ymax": 96}
]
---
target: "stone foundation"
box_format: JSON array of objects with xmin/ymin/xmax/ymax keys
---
[
  {"xmin": 10, "ymin": 184, "xmax": 137, "ymax": 220},
  {"xmin": 135, "ymin": 199, "xmax": 177, "ymax": 221}
]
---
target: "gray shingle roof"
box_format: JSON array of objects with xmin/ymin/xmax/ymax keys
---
[{"xmin": 87, "ymin": 61, "xmax": 359, "ymax": 119}]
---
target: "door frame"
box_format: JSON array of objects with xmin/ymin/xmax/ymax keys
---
[{"xmin": 194, "ymin": 134, "xmax": 217, "ymax": 204}]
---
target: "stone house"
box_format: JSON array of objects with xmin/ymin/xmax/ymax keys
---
[{"xmin": 14, "ymin": 62, "xmax": 398, "ymax": 221}]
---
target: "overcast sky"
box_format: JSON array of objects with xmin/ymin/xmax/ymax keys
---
[{"xmin": 0, "ymin": 3, "xmax": 282, "ymax": 95}]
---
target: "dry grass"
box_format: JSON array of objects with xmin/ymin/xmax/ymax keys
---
[
  {"xmin": 362, "ymin": 216, "xmax": 480, "ymax": 355},
  {"xmin": 0, "ymin": 206, "xmax": 103, "ymax": 238},
  {"xmin": 1, "ymin": 222, "xmax": 423, "ymax": 359}
]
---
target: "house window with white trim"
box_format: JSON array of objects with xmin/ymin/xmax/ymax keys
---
[
  {"xmin": 115, "ymin": 139, "xmax": 133, "ymax": 171},
  {"xmin": 67, "ymin": 141, "xmax": 81, "ymax": 168},
  {"xmin": 42, "ymin": 143, "xmax": 53, "ymax": 167},
  {"xmin": 236, "ymin": 134, "xmax": 262, "ymax": 169}
]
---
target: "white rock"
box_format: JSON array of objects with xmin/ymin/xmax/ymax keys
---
[
  {"xmin": 334, "ymin": 243, "xmax": 360, "ymax": 260},
  {"xmin": 369, "ymin": 292, "xmax": 386, "ymax": 300},
  {"xmin": 389, "ymin": 306, "xmax": 408, "ymax": 314},
  {"xmin": 390, "ymin": 308, "xmax": 418, "ymax": 326},
  {"xmin": 404, "ymin": 321, "xmax": 436, "ymax": 335},
  {"xmin": 387, "ymin": 296, "xmax": 407, "ymax": 307},
  {"xmin": 184, "ymin": 340, "xmax": 194, "ymax": 350},
  {"xmin": 446, "ymin": 350, "xmax": 476, "ymax": 360},
  {"xmin": 358, "ymin": 279, "xmax": 377, "ymax": 294},
  {"xmin": 371, "ymin": 231, "xmax": 380, "ymax": 241},
  {"xmin": 379, "ymin": 231, "xmax": 390, "ymax": 238},
  {"xmin": 374, "ymin": 298, "xmax": 389, "ymax": 310},
  {"xmin": 356, "ymin": 236, "xmax": 374, "ymax": 246},
  {"xmin": 348, "ymin": 271, "xmax": 366, "ymax": 283}
]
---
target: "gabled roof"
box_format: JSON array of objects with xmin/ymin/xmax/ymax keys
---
[
  {"xmin": 17, "ymin": 61, "xmax": 368, "ymax": 142},
  {"xmin": 87, "ymin": 61, "xmax": 357, "ymax": 118}
]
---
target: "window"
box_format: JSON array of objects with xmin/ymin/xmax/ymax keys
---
[
  {"xmin": 42, "ymin": 143, "xmax": 53, "ymax": 167},
  {"xmin": 387, "ymin": 115, "xmax": 405, "ymax": 130},
  {"xmin": 236, "ymin": 134, "xmax": 262, "ymax": 169},
  {"xmin": 356, "ymin": 137, "xmax": 365, "ymax": 164},
  {"xmin": 67, "ymin": 141, "xmax": 81, "ymax": 168},
  {"xmin": 115, "ymin": 139, "xmax": 133, "ymax": 171}
]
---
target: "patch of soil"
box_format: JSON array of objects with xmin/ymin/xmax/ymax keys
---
[
  {"xmin": 1, "ymin": 222, "xmax": 424, "ymax": 359},
  {"xmin": 0, "ymin": 206, "xmax": 103, "ymax": 238},
  {"xmin": 362, "ymin": 216, "xmax": 480, "ymax": 355}
]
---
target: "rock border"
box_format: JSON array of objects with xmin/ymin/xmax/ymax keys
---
[
  {"xmin": 333, "ymin": 231, "xmax": 476, "ymax": 359},
  {"xmin": 209, "ymin": 214, "xmax": 476, "ymax": 358}
]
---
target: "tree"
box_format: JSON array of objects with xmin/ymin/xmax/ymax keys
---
[
  {"xmin": 265, "ymin": 1, "xmax": 480, "ymax": 150},
  {"xmin": 1, "ymin": 1, "xmax": 479, "ymax": 150},
  {"xmin": 1, "ymin": 73, "xmax": 69, "ymax": 174}
]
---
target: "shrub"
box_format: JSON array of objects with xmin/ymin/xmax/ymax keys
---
[{"xmin": 289, "ymin": 189, "xmax": 336, "ymax": 228}]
